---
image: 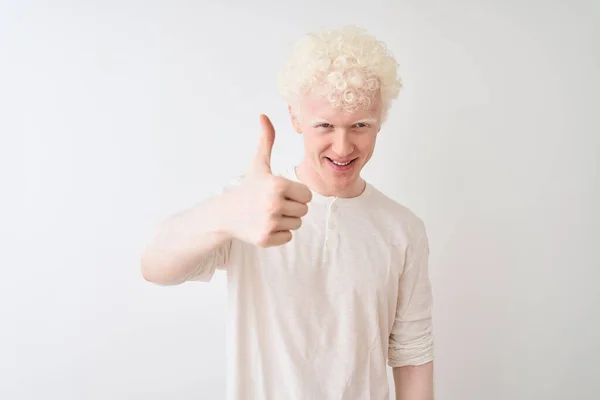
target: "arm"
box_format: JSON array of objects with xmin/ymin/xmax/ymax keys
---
[
  {"xmin": 141, "ymin": 115, "xmax": 312, "ymax": 285},
  {"xmin": 141, "ymin": 190, "xmax": 237, "ymax": 286},
  {"xmin": 389, "ymin": 230, "xmax": 434, "ymax": 399},
  {"xmin": 393, "ymin": 361, "xmax": 433, "ymax": 400}
]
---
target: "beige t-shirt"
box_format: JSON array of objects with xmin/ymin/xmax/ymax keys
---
[{"xmin": 189, "ymin": 167, "xmax": 434, "ymax": 400}]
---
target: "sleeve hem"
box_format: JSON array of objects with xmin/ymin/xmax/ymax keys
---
[{"xmin": 388, "ymin": 353, "xmax": 434, "ymax": 368}]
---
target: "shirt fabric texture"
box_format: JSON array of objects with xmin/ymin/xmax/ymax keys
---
[{"xmin": 189, "ymin": 167, "xmax": 434, "ymax": 400}]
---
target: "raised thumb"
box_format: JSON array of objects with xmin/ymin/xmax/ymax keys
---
[{"xmin": 250, "ymin": 114, "xmax": 275, "ymax": 175}]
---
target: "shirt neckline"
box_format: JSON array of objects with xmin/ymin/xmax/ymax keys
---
[{"xmin": 283, "ymin": 166, "xmax": 372, "ymax": 206}]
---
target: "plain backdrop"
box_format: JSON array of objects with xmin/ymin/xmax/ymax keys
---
[{"xmin": 1, "ymin": 1, "xmax": 599, "ymax": 399}]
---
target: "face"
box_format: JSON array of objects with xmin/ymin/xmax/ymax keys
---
[{"xmin": 289, "ymin": 90, "xmax": 383, "ymax": 198}]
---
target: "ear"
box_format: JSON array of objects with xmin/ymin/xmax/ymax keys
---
[{"xmin": 288, "ymin": 104, "xmax": 302, "ymax": 134}]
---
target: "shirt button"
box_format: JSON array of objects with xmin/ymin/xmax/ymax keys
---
[
  {"xmin": 331, "ymin": 204, "xmax": 338, "ymax": 212},
  {"xmin": 329, "ymin": 222, "xmax": 335, "ymax": 229}
]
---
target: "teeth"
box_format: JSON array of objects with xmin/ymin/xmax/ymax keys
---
[{"xmin": 331, "ymin": 159, "xmax": 351, "ymax": 166}]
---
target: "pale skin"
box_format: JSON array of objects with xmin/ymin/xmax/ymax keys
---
[
  {"xmin": 394, "ymin": 362, "xmax": 434, "ymax": 400},
  {"xmin": 290, "ymin": 90, "xmax": 433, "ymax": 400},
  {"xmin": 288, "ymin": 90, "xmax": 379, "ymax": 198},
  {"xmin": 141, "ymin": 90, "xmax": 433, "ymax": 399}
]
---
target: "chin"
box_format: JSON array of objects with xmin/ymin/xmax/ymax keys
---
[{"xmin": 328, "ymin": 169, "xmax": 359, "ymax": 187}]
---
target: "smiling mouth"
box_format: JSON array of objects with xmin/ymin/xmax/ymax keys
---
[
  {"xmin": 325, "ymin": 157, "xmax": 357, "ymax": 167},
  {"xmin": 326, "ymin": 157, "xmax": 354, "ymax": 167}
]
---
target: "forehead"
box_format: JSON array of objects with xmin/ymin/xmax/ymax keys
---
[{"xmin": 299, "ymin": 90, "xmax": 382, "ymax": 123}]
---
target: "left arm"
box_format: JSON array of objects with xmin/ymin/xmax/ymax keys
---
[
  {"xmin": 388, "ymin": 229, "xmax": 434, "ymax": 399},
  {"xmin": 393, "ymin": 361, "xmax": 434, "ymax": 400}
]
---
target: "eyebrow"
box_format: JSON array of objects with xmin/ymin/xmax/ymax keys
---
[{"xmin": 309, "ymin": 118, "xmax": 378, "ymax": 125}]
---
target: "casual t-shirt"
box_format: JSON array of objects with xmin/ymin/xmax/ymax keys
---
[{"xmin": 188, "ymin": 167, "xmax": 434, "ymax": 400}]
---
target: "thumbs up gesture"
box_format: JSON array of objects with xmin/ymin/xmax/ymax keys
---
[{"xmin": 225, "ymin": 115, "xmax": 313, "ymax": 247}]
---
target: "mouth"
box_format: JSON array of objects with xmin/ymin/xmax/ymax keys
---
[{"xmin": 325, "ymin": 157, "xmax": 357, "ymax": 171}]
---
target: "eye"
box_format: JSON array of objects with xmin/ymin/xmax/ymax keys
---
[
  {"xmin": 317, "ymin": 123, "xmax": 332, "ymax": 129},
  {"xmin": 354, "ymin": 123, "xmax": 368, "ymax": 128}
]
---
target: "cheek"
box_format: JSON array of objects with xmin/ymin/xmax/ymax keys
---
[
  {"xmin": 356, "ymin": 136, "xmax": 377, "ymax": 153},
  {"xmin": 303, "ymin": 132, "xmax": 329, "ymax": 154}
]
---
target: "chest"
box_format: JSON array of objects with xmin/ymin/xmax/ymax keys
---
[{"xmin": 251, "ymin": 204, "xmax": 404, "ymax": 303}]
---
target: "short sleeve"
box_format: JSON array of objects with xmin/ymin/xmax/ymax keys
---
[{"xmin": 388, "ymin": 230, "xmax": 434, "ymax": 367}]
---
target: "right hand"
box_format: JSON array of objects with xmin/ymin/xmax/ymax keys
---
[{"xmin": 225, "ymin": 114, "xmax": 313, "ymax": 247}]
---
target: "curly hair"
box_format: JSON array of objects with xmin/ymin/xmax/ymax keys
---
[{"xmin": 277, "ymin": 26, "xmax": 402, "ymax": 121}]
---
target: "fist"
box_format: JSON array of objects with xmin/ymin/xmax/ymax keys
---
[{"xmin": 226, "ymin": 115, "xmax": 312, "ymax": 247}]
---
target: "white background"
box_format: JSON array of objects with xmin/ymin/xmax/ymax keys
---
[{"xmin": 1, "ymin": 1, "xmax": 599, "ymax": 399}]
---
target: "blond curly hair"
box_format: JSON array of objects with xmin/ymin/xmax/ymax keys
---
[{"xmin": 277, "ymin": 26, "xmax": 402, "ymax": 122}]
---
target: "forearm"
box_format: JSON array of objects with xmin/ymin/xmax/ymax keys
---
[
  {"xmin": 393, "ymin": 361, "xmax": 434, "ymax": 400},
  {"xmin": 141, "ymin": 193, "xmax": 234, "ymax": 285}
]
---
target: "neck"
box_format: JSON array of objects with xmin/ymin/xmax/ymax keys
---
[{"xmin": 295, "ymin": 162, "xmax": 366, "ymax": 198}]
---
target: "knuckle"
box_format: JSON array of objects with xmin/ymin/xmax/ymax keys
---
[
  {"xmin": 256, "ymin": 232, "xmax": 270, "ymax": 247},
  {"xmin": 268, "ymin": 218, "xmax": 280, "ymax": 233},
  {"xmin": 283, "ymin": 231, "xmax": 293, "ymax": 243},
  {"xmin": 300, "ymin": 204, "xmax": 309, "ymax": 216},
  {"xmin": 305, "ymin": 190, "xmax": 313, "ymax": 202},
  {"xmin": 290, "ymin": 217, "xmax": 302, "ymax": 230},
  {"xmin": 265, "ymin": 199, "xmax": 281, "ymax": 215},
  {"xmin": 270, "ymin": 176, "xmax": 287, "ymax": 194}
]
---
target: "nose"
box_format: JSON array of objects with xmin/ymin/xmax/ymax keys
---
[{"xmin": 331, "ymin": 130, "xmax": 354, "ymax": 158}]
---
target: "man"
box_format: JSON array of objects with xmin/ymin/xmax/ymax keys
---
[{"xmin": 142, "ymin": 26, "xmax": 434, "ymax": 400}]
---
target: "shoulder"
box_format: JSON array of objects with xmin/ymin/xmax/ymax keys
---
[{"xmin": 365, "ymin": 184, "xmax": 427, "ymax": 244}]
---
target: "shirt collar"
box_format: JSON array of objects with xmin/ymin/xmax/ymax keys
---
[{"xmin": 283, "ymin": 166, "xmax": 372, "ymax": 206}]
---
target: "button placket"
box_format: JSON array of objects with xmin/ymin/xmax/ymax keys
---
[
  {"xmin": 326, "ymin": 199, "xmax": 339, "ymax": 246},
  {"xmin": 322, "ymin": 199, "xmax": 339, "ymax": 266}
]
